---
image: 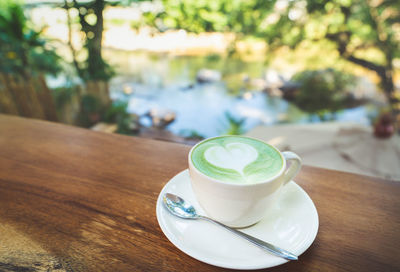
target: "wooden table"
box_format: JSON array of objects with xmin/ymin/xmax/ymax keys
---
[{"xmin": 0, "ymin": 114, "xmax": 399, "ymax": 271}]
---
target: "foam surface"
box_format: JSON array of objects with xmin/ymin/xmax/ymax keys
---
[{"xmin": 191, "ymin": 136, "xmax": 283, "ymax": 184}]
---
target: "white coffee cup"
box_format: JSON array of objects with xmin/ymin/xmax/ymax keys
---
[{"xmin": 188, "ymin": 136, "xmax": 302, "ymax": 228}]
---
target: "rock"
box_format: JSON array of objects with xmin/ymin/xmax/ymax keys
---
[
  {"xmin": 91, "ymin": 122, "xmax": 118, "ymax": 133},
  {"xmin": 144, "ymin": 108, "xmax": 176, "ymax": 129},
  {"xmin": 249, "ymin": 78, "xmax": 267, "ymax": 90},
  {"xmin": 196, "ymin": 69, "xmax": 221, "ymax": 83}
]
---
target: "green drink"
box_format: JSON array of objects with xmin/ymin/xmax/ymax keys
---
[{"xmin": 191, "ymin": 136, "xmax": 284, "ymax": 184}]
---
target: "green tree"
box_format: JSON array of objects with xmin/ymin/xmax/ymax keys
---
[
  {"xmin": 291, "ymin": 68, "xmax": 357, "ymax": 119},
  {"xmin": 144, "ymin": 0, "xmax": 273, "ymax": 34},
  {"xmin": 147, "ymin": 0, "xmax": 400, "ymax": 120},
  {"xmin": 64, "ymin": 0, "xmax": 115, "ymax": 81},
  {"xmin": 0, "ymin": 0, "xmax": 61, "ymax": 78},
  {"xmin": 260, "ymin": 0, "xmax": 399, "ymax": 118}
]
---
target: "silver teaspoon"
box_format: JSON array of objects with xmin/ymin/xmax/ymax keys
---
[{"xmin": 163, "ymin": 193, "xmax": 298, "ymax": 261}]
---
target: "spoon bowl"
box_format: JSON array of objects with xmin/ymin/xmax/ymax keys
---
[{"xmin": 163, "ymin": 193, "xmax": 198, "ymax": 219}]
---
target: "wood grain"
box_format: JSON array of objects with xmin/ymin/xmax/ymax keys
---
[{"xmin": 0, "ymin": 114, "xmax": 399, "ymax": 272}]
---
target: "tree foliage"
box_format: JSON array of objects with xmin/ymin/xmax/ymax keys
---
[
  {"xmin": 291, "ymin": 68, "xmax": 356, "ymax": 118},
  {"xmin": 0, "ymin": 0, "xmax": 61, "ymax": 77},
  {"xmin": 64, "ymin": 0, "xmax": 115, "ymax": 81},
  {"xmin": 148, "ymin": 0, "xmax": 400, "ymax": 116},
  {"xmin": 143, "ymin": 0, "xmax": 274, "ymax": 34},
  {"xmin": 265, "ymin": 0, "xmax": 400, "ymax": 118}
]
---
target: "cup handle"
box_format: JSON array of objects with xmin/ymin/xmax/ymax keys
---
[{"xmin": 281, "ymin": 151, "xmax": 302, "ymax": 185}]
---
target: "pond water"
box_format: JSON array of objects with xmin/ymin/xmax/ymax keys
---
[{"xmin": 107, "ymin": 50, "xmax": 375, "ymax": 138}]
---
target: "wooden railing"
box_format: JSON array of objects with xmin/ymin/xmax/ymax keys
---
[
  {"xmin": 0, "ymin": 73, "xmax": 58, "ymax": 121},
  {"xmin": 0, "ymin": 73, "xmax": 111, "ymax": 124}
]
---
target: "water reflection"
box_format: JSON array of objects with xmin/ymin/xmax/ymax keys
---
[{"xmin": 108, "ymin": 51, "xmax": 374, "ymax": 138}]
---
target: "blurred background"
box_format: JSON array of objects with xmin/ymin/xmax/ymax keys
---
[{"xmin": 0, "ymin": 0, "xmax": 399, "ymax": 180}]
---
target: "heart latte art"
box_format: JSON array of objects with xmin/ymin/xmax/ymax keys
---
[{"xmin": 191, "ymin": 136, "xmax": 283, "ymax": 184}]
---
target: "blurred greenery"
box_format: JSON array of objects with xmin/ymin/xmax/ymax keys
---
[
  {"xmin": 224, "ymin": 112, "xmax": 246, "ymax": 135},
  {"xmin": 53, "ymin": 85, "xmax": 79, "ymax": 110},
  {"xmin": 143, "ymin": 0, "xmax": 274, "ymax": 35},
  {"xmin": 77, "ymin": 94, "xmax": 103, "ymax": 127},
  {"xmin": 103, "ymin": 100, "xmax": 137, "ymax": 135},
  {"xmin": 0, "ymin": 0, "xmax": 62, "ymax": 77},
  {"xmin": 2, "ymin": 0, "xmax": 399, "ymax": 133},
  {"xmin": 291, "ymin": 69, "xmax": 357, "ymax": 119},
  {"xmin": 179, "ymin": 129, "xmax": 205, "ymax": 140},
  {"xmin": 53, "ymin": 86, "xmax": 136, "ymax": 133},
  {"xmin": 64, "ymin": 0, "xmax": 115, "ymax": 81},
  {"xmin": 147, "ymin": 0, "xmax": 400, "ymax": 116},
  {"xmin": 77, "ymin": 95, "xmax": 134, "ymax": 133}
]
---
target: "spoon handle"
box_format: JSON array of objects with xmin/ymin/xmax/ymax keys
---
[{"xmin": 198, "ymin": 215, "xmax": 298, "ymax": 261}]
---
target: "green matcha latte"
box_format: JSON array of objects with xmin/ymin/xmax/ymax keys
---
[{"xmin": 190, "ymin": 136, "xmax": 284, "ymax": 184}]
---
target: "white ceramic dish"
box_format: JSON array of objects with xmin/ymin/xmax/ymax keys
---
[{"xmin": 156, "ymin": 170, "xmax": 319, "ymax": 270}]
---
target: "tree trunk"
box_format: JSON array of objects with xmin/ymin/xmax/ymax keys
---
[
  {"xmin": 345, "ymin": 55, "xmax": 398, "ymax": 112},
  {"xmin": 380, "ymin": 69, "xmax": 395, "ymax": 104},
  {"xmin": 87, "ymin": 0, "xmax": 105, "ymax": 80},
  {"xmin": 64, "ymin": 0, "xmax": 83, "ymax": 79},
  {"xmin": 73, "ymin": 0, "xmax": 108, "ymax": 81}
]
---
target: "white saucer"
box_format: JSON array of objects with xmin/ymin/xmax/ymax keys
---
[{"xmin": 156, "ymin": 170, "xmax": 319, "ymax": 270}]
